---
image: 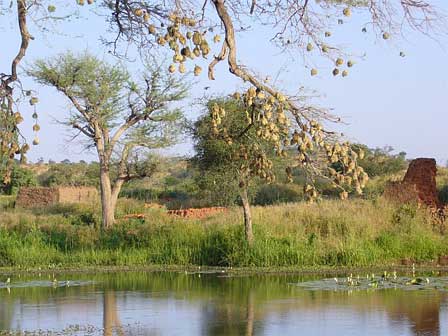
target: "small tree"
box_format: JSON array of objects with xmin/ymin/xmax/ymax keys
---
[
  {"xmin": 193, "ymin": 98, "xmax": 279, "ymax": 245},
  {"xmin": 28, "ymin": 52, "xmax": 187, "ymax": 228},
  {"xmin": 2, "ymin": 163, "xmax": 37, "ymax": 195}
]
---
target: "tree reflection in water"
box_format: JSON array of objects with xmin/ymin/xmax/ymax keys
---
[
  {"xmin": 103, "ymin": 291, "xmax": 123, "ymax": 336},
  {"xmin": 0, "ymin": 272, "xmax": 446, "ymax": 335}
]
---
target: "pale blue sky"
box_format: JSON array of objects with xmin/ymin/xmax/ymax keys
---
[{"xmin": 1, "ymin": 3, "xmax": 447, "ymax": 164}]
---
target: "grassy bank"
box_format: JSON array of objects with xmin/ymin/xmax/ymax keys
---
[{"xmin": 0, "ymin": 198, "xmax": 447, "ymax": 269}]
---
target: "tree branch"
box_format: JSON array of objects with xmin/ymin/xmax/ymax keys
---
[
  {"xmin": 72, "ymin": 122, "xmax": 95, "ymax": 138},
  {"xmin": 5, "ymin": 0, "xmax": 31, "ymax": 86},
  {"xmin": 208, "ymin": 41, "xmax": 229, "ymax": 80}
]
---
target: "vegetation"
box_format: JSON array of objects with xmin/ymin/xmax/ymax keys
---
[
  {"xmin": 354, "ymin": 145, "xmax": 407, "ymax": 178},
  {"xmin": 28, "ymin": 52, "xmax": 187, "ymax": 228},
  {"xmin": 1, "ymin": 0, "xmax": 442, "ymax": 215},
  {"xmin": 0, "ymin": 163, "xmax": 37, "ymax": 195},
  {"xmin": 192, "ymin": 98, "xmax": 285, "ymax": 244},
  {"xmin": 38, "ymin": 161, "xmax": 100, "ymax": 188},
  {"xmin": 0, "ymin": 198, "xmax": 446, "ymax": 268}
]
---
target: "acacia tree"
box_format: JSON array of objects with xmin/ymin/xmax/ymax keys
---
[
  {"xmin": 93, "ymin": 0, "xmax": 444, "ymax": 202},
  {"xmin": 28, "ymin": 52, "xmax": 187, "ymax": 228},
  {"xmin": 2, "ymin": 1, "xmax": 444, "ymax": 192},
  {"xmin": 193, "ymin": 98, "xmax": 280, "ymax": 245}
]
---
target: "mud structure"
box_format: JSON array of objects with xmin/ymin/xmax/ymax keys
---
[
  {"xmin": 384, "ymin": 158, "xmax": 440, "ymax": 208},
  {"xmin": 16, "ymin": 186, "xmax": 98, "ymax": 208}
]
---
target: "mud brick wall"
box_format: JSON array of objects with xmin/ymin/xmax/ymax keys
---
[
  {"xmin": 16, "ymin": 187, "xmax": 98, "ymax": 208},
  {"xmin": 384, "ymin": 158, "xmax": 440, "ymax": 208},
  {"xmin": 16, "ymin": 187, "xmax": 59, "ymax": 208},
  {"xmin": 383, "ymin": 181, "xmax": 420, "ymax": 205},
  {"xmin": 58, "ymin": 187, "xmax": 98, "ymax": 204},
  {"xmin": 403, "ymin": 158, "xmax": 439, "ymax": 207}
]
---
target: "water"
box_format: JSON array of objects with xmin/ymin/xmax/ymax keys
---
[{"xmin": 0, "ymin": 271, "xmax": 447, "ymax": 335}]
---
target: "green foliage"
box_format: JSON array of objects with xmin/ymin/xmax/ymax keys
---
[
  {"xmin": 0, "ymin": 199, "xmax": 446, "ymax": 268},
  {"xmin": 2, "ymin": 164, "xmax": 37, "ymax": 195},
  {"xmin": 192, "ymin": 98, "xmax": 277, "ymax": 205},
  {"xmin": 439, "ymin": 186, "xmax": 448, "ymax": 204},
  {"xmin": 254, "ymin": 183, "xmax": 303, "ymax": 206},
  {"xmin": 28, "ymin": 52, "xmax": 130, "ymax": 129},
  {"xmin": 353, "ymin": 144, "xmax": 407, "ymax": 177},
  {"xmin": 38, "ymin": 162, "xmax": 99, "ymax": 187}
]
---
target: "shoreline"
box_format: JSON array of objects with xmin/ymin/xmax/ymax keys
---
[{"xmin": 1, "ymin": 263, "xmax": 447, "ymax": 277}]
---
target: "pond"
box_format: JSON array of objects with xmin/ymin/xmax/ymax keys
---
[{"xmin": 0, "ymin": 270, "xmax": 447, "ymax": 335}]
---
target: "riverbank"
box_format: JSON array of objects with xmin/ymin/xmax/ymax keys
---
[
  {"xmin": 1, "ymin": 198, "xmax": 447, "ymax": 270},
  {"xmin": 2, "ymin": 263, "xmax": 448, "ymax": 278}
]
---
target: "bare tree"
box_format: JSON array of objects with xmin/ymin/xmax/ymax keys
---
[
  {"xmin": 0, "ymin": 0, "xmax": 76, "ymax": 185},
  {"xmin": 0, "ymin": 1, "xmax": 33, "ymax": 185},
  {"xmin": 28, "ymin": 52, "xmax": 187, "ymax": 228}
]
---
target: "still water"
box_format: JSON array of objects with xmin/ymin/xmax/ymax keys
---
[{"xmin": 0, "ymin": 271, "xmax": 447, "ymax": 335}]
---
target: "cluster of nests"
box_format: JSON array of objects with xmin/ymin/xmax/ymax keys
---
[
  {"xmin": 307, "ymin": 7, "xmax": 403, "ymax": 77},
  {"xmin": 213, "ymin": 88, "xmax": 292, "ymax": 149},
  {"xmin": 76, "ymin": 0, "xmax": 95, "ymax": 6},
  {"xmin": 144, "ymin": 13, "xmax": 223, "ymax": 76},
  {"xmin": 9, "ymin": 95, "xmax": 40, "ymax": 150}
]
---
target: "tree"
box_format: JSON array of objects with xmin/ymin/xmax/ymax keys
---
[
  {"xmin": 1, "ymin": 1, "xmax": 34, "ymax": 186},
  {"xmin": 28, "ymin": 52, "xmax": 187, "ymax": 228},
  {"xmin": 1, "ymin": 163, "xmax": 37, "ymax": 195},
  {"xmin": 352, "ymin": 144, "xmax": 407, "ymax": 177},
  {"xmin": 193, "ymin": 98, "xmax": 280, "ymax": 245},
  {"xmin": 0, "ymin": 1, "xmax": 71, "ymax": 185},
  {"xmin": 38, "ymin": 161, "xmax": 100, "ymax": 187},
  {"xmin": 97, "ymin": 0, "xmax": 443, "ymax": 202},
  {"xmin": 2, "ymin": 0, "xmax": 444, "ymax": 198}
]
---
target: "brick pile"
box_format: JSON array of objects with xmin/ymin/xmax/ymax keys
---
[{"xmin": 167, "ymin": 207, "xmax": 227, "ymax": 219}]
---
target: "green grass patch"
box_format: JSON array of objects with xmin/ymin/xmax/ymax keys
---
[{"xmin": 0, "ymin": 198, "xmax": 447, "ymax": 269}]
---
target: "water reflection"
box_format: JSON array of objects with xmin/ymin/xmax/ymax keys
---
[
  {"xmin": 0, "ymin": 272, "xmax": 445, "ymax": 335},
  {"xmin": 103, "ymin": 291, "xmax": 123, "ymax": 336}
]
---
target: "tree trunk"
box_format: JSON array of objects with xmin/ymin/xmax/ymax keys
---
[
  {"xmin": 245, "ymin": 290, "xmax": 254, "ymax": 336},
  {"xmin": 100, "ymin": 167, "xmax": 115, "ymax": 229},
  {"xmin": 240, "ymin": 187, "xmax": 254, "ymax": 246}
]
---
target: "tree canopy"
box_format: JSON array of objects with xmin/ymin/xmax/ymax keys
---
[
  {"xmin": 27, "ymin": 51, "xmax": 188, "ymax": 227},
  {"xmin": 1, "ymin": 0, "xmax": 445, "ymax": 201}
]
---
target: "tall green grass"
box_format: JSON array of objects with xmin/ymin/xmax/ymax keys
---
[{"xmin": 0, "ymin": 198, "xmax": 447, "ymax": 269}]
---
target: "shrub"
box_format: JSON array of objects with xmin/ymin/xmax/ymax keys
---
[{"xmin": 254, "ymin": 184, "xmax": 303, "ymax": 206}]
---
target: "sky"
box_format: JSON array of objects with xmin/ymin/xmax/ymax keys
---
[{"xmin": 1, "ymin": 1, "xmax": 447, "ymax": 165}]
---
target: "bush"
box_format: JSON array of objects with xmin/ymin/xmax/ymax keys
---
[
  {"xmin": 2, "ymin": 165, "xmax": 37, "ymax": 195},
  {"xmin": 439, "ymin": 185, "xmax": 448, "ymax": 205},
  {"xmin": 254, "ymin": 184, "xmax": 303, "ymax": 205}
]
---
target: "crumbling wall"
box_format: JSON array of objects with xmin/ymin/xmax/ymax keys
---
[
  {"xmin": 16, "ymin": 186, "xmax": 98, "ymax": 208},
  {"xmin": 384, "ymin": 158, "xmax": 440, "ymax": 208},
  {"xmin": 16, "ymin": 187, "xmax": 59, "ymax": 208},
  {"xmin": 58, "ymin": 187, "xmax": 98, "ymax": 204},
  {"xmin": 383, "ymin": 181, "xmax": 420, "ymax": 205},
  {"xmin": 403, "ymin": 158, "xmax": 439, "ymax": 207}
]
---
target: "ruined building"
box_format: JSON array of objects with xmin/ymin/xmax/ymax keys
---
[
  {"xmin": 15, "ymin": 187, "xmax": 98, "ymax": 208},
  {"xmin": 384, "ymin": 158, "xmax": 440, "ymax": 208}
]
